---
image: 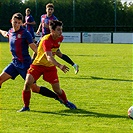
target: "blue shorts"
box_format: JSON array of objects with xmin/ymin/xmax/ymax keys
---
[{"xmin": 4, "ymin": 62, "xmax": 29, "ymax": 80}]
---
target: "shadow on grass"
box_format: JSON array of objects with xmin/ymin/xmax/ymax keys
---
[
  {"xmin": 0, "ymin": 108, "xmax": 128, "ymax": 119},
  {"xmin": 31, "ymin": 108, "xmax": 128, "ymax": 119},
  {"xmin": 60, "ymin": 76, "xmax": 133, "ymax": 82},
  {"xmin": 73, "ymin": 54, "xmax": 106, "ymax": 57},
  {"xmin": 67, "ymin": 54, "xmax": 106, "ymax": 57},
  {"xmin": 90, "ymin": 76, "xmax": 133, "ymax": 82}
]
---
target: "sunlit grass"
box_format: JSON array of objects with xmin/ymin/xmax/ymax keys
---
[{"xmin": 0, "ymin": 42, "xmax": 132, "ymax": 133}]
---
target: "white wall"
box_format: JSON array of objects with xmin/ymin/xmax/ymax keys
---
[
  {"xmin": 35, "ymin": 32, "xmax": 81, "ymax": 43},
  {"xmin": 62, "ymin": 32, "xmax": 81, "ymax": 43},
  {"xmin": 1, "ymin": 32, "xmax": 133, "ymax": 44},
  {"xmin": 82, "ymin": 32, "xmax": 111, "ymax": 43},
  {"xmin": 113, "ymin": 33, "xmax": 133, "ymax": 44}
]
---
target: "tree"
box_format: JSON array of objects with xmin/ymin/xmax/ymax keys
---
[{"xmin": 0, "ymin": 0, "xmax": 133, "ymax": 32}]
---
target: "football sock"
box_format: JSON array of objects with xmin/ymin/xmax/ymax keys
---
[
  {"xmin": 61, "ymin": 54, "xmax": 74, "ymax": 66},
  {"xmin": 58, "ymin": 89, "xmax": 68, "ymax": 103},
  {"xmin": 22, "ymin": 90, "xmax": 31, "ymax": 107},
  {"xmin": 0, "ymin": 86, "xmax": 1, "ymax": 88},
  {"xmin": 39, "ymin": 86, "xmax": 59, "ymax": 100}
]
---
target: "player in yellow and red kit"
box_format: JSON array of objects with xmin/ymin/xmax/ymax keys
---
[{"xmin": 18, "ymin": 20, "xmax": 77, "ymax": 112}]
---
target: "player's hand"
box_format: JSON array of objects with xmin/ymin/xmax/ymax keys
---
[
  {"xmin": 36, "ymin": 31, "xmax": 40, "ymax": 35},
  {"xmin": 23, "ymin": 22, "xmax": 27, "ymax": 26},
  {"xmin": 59, "ymin": 65, "xmax": 69, "ymax": 73}
]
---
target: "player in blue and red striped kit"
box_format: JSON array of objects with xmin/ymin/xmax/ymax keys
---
[
  {"xmin": 36, "ymin": 3, "xmax": 79, "ymax": 74},
  {"xmin": 0, "ymin": 13, "xmax": 64, "ymax": 111},
  {"xmin": 23, "ymin": 8, "xmax": 36, "ymax": 42},
  {"xmin": 36, "ymin": 4, "xmax": 57, "ymax": 37}
]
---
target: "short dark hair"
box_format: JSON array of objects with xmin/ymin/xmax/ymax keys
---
[
  {"xmin": 12, "ymin": 13, "xmax": 23, "ymax": 21},
  {"xmin": 49, "ymin": 20, "xmax": 63, "ymax": 30}
]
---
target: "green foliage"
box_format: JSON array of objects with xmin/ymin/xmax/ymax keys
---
[
  {"xmin": 0, "ymin": 42, "xmax": 132, "ymax": 132},
  {"xmin": 0, "ymin": 0, "xmax": 133, "ymax": 31}
]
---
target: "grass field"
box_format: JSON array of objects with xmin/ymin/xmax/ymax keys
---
[{"xmin": 0, "ymin": 42, "xmax": 132, "ymax": 133}]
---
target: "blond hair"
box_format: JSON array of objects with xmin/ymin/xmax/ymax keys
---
[
  {"xmin": 46, "ymin": 3, "xmax": 54, "ymax": 9},
  {"xmin": 26, "ymin": 8, "xmax": 31, "ymax": 12}
]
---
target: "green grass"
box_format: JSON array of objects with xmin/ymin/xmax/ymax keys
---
[{"xmin": 0, "ymin": 42, "xmax": 132, "ymax": 133}]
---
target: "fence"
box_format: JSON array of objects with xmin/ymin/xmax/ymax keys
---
[{"xmin": 0, "ymin": 32, "xmax": 133, "ymax": 44}]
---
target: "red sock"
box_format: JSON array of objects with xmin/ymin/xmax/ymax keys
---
[
  {"xmin": 58, "ymin": 89, "xmax": 68, "ymax": 103},
  {"xmin": 22, "ymin": 90, "xmax": 31, "ymax": 107}
]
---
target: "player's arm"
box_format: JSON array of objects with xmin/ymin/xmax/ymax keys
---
[
  {"xmin": 26, "ymin": 21, "xmax": 36, "ymax": 25},
  {"xmin": 45, "ymin": 51, "xmax": 69, "ymax": 73},
  {"xmin": 36, "ymin": 23, "xmax": 42, "ymax": 35},
  {"xmin": 0, "ymin": 29, "xmax": 8, "ymax": 38},
  {"xmin": 29, "ymin": 43, "xmax": 37, "ymax": 61},
  {"xmin": 29, "ymin": 43, "xmax": 37, "ymax": 54},
  {"xmin": 56, "ymin": 49, "xmax": 62, "ymax": 57}
]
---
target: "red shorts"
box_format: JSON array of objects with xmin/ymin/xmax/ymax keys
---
[{"xmin": 27, "ymin": 64, "xmax": 59, "ymax": 84}]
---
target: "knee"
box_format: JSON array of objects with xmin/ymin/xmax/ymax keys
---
[
  {"xmin": 52, "ymin": 83, "xmax": 62, "ymax": 95},
  {"xmin": 54, "ymin": 89, "xmax": 62, "ymax": 95},
  {"xmin": 56, "ymin": 52, "xmax": 62, "ymax": 58},
  {"xmin": 24, "ymin": 81, "xmax": 32, "ymax": 91},
  {"xmin": 31, "ymin": 84, "xmax": 40, "ymax": 93}
]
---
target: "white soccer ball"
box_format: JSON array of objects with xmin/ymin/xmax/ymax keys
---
[{"xmin": 128, "ymin": 106, "xmax": 133, "ymax": 120}]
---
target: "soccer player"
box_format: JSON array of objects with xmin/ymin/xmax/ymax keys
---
[
  {"xmin": 36, "ymin": 3, "xmax": 79, "ymax": 74},
  {"xmin": 19, "ymin": 20, "xmax": 77, "ymax": 112},
  {"xmin": 0, "ymin": 13, "xmax": 62, "ymax": 110},
  {"xmin": 23, "ymin": 8, "xmax": 36, "ymax": 42}
]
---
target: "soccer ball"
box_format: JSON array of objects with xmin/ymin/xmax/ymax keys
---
[{"xmin": 128, "ymin": 106, "xmax": 133, "ymax": 120}]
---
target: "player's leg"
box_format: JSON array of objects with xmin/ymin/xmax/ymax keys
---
[
  {"xmin": 27, "ymin": 65, "xmax": 60, "ymax": 100},
  {"xmin": 56, "ymin": 49, "xmax": 79, "ymax": 74},
  {"xmin": 31, "ymin": 84, "xmax": 59, "ymax": 100},
  {"xmin": 18, "ymin": 73, "xmax": 34, "ymax": 112},
  {"xmin": 18, "ymin": 64, "xmax": 38, "ymax": 112},
  {"xmin": 0, "ymin": 72, "xmax": 12, "ymax": 88},
  {"xmin": 0, "ymin": 63, "xmax": 19, "ymax": 88},
  {"xmin": 51, "ymin": 82, "xmax": 77, "ymax": 109},
  {"xmin": 51, "ymin": 82, "xmax": 67, "ymax": 103},
  {"xmin": 18, "ymin": 65, "xmax": 60, "ymax": 112},
  {"xmin": 45, "ymin": 66, "xmax": 77, "ymax": 109},
  {"xmin": 56, "ymin": 49, "xmax": 74, "ymax": 65}
]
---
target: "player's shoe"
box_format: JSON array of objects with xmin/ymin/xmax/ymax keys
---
[
  {"xmin": 65, "ymin": 101, "xmax": 77, "ymax": 109},
  {"xmin": 56, "ymin": 95, "xmax": 77, "ymax": 109},
  {"xmin": 17, "ymin": 107, "xmax": 30, "ymax": 112},
  {"xmin": 73, "ymin": 64, "xmax": 79, "ymax": 74}
]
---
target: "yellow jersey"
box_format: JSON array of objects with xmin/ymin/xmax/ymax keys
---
[{"xmin": 33, "ymin": 34, "xmax": 63, "ymax": 67}]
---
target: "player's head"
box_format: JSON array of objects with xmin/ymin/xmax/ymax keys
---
[
  {"xmin": 11, "ymin": 13, "xmax": 23, "ymax": 31},
  {"xmin": 49, "ymin": 20, "xmax": 63, "ymax": 37},
  {"xmin": 46, "ymin": 3, "xmax": 54, "ymax": 16},
  {"xmin": 25, "ymin": 8, "xmax": 31, "ymax": 16}
]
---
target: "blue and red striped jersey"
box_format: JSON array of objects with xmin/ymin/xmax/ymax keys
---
[
  {"xmin": 25, "ymin": 14, "xmax": 35, "ymax": 38},
  {"xmin": 40, "ymin": 14, "xmax": 58, "ymax": 36},
  {"xmin": 7, "ymin": 26, "xmax": 33, "ymax": 68}
]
